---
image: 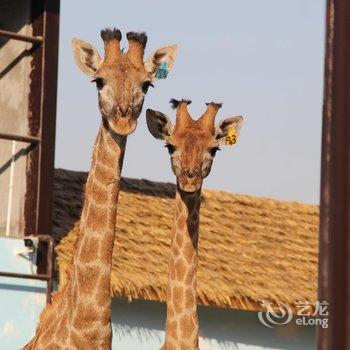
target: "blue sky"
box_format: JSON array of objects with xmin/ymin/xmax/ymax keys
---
[{"xmin": 55, "ymin": 0, "xmax": 326, "ymax": 204}]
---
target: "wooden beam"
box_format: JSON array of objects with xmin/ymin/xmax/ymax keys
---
[{"xmin": 318, "ymin": 0, "xmax": 350, "ymax": 349}]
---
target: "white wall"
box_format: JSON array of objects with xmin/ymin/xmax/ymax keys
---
[
  {"xmin": 112, "ymin": 298, "xmax": 316, "ymax": 350},
  {"xmin": 0, "ymin": 237, "xmax": 47, "ymax": 350}
]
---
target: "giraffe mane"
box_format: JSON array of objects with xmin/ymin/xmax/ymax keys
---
[
  {"xmin": 34, "ymin": 222, "xmax": 81, "ymax": 334},
  {"xmin": 36, "ymin": 264, "xmax": 73, "ymax": 329}
]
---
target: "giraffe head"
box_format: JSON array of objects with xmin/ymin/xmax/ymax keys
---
[
  {"xmin": 146, "ymin": 99, "xmax": 243, "ymax": 192},
  {"xmin": 72, "ymin": 28, "xmax": 177, "ymax": 135}
]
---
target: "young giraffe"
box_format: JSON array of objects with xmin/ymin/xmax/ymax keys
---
[
  {"xmin": 146, "ymin": 99, "xmax": 243, "ymax": 350},
  {"xmin": 23, "ymin": 29, "xmax": 177, "ymax": 350}
]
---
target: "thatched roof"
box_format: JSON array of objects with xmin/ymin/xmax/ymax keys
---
[{"xmin": 54, "ymin": 168, "xmax": 319, "ymax": 312}]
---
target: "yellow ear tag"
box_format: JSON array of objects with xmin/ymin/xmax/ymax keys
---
[{"xmin": 225, "ymin": 127, "xmax": 237, "ymax": 146}]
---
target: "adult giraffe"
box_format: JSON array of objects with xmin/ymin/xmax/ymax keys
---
[
  {"xmin": 146, "ymin": 99, "xmax": 243, "ymax": 350},
  {"xmin": 23, "ymin": 28, "xmax": 177, "ymax": 350}
]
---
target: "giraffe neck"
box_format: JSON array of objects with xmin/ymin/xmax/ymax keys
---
[
  {"xmin": 163, "ymin": 185, "xmax": 201, "ymax": 350},
  {"xmin": 68, "ymin": 121, "xmax": 126, "ymax": 341}
]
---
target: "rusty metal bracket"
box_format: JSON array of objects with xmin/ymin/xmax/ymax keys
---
[
  {"xmin": 0, "ymin": 29, "xmax": 43, "ymax": 44},
  {"xmin": 0, "ymin": 132, "xmax": 41, "ymax": 144}
]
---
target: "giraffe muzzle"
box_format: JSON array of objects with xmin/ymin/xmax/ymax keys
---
[
  {"xmin": 108, "ymin": 106, "xmax": 137, "ymax": 135},
  {"xmin": 116, "ymin": 106, "xmax": 133, "ymax": 119},
  {"xmin": 179, "ymin": 170, "xmax": 202, "ymax": 192}
]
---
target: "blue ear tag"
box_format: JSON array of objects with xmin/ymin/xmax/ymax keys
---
[{"xmin": 155, "ymin": 62, "xmax": 169, "ymax": 79}]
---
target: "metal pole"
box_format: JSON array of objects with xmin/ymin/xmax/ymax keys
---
[
  {"xmin": 0, "ymin": 132, "xmax": 40, "ymax": 144},
  {"xmin": 5, "ymin": 141, "xmax": 16, "ymax": 236},
  {"xmin": 317, "ymin": 0, "xmax": 334, "ymax": 349},
  {"xmin": 0, "ymin": 29, "xmax": 43, "ymax": 44}
]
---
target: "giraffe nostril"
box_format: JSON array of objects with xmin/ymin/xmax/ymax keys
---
[
  {"xmin": 116, "ymin": 106, "xmax": 130, "ymax": 117},
  {"xmin": 184, "ymin": 169, "xmax": 198, "ymax": 179},
  {"xmin": 116, "ymin": 105, "xmax": 133, "ymax": 118}
]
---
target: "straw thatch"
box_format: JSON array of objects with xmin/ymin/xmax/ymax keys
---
[{"xmin": 54, "ymin": 168, "xmax": 319, "ymax": 312}]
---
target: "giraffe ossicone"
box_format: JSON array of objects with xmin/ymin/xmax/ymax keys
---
[
  {"xmin": 23, "ymin": 29, "xmax": 177, "ymax": 350},
  {"xmin": 146, "ymin": 100, "xmax": 243, "ymax": 350}
]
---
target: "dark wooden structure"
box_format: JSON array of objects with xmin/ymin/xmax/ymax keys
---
[
  {"xmin": 318, "ymin": 0, "xmax": 350, "ymax": 349},
  {"xmin": 0, "ymin": 0, "xmax": 60, "ymax": 301}
]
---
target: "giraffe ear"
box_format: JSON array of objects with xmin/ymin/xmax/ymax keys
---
[
  {"xmin": 215, "ymin": 116, "xmax": 244, "ymax": 143},
  {"xmin": 72, "ymin": 38, "xmax": 103, "ymax": 77},
  {"xmin": 146, "ymin": 109, "xmax": 173, "ymax": 140},
  {"xmin": 144, "ymin": 45, "xmax": 178, "ymax": 81}
]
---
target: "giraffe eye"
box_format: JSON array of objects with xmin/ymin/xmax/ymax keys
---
[
  {"xmin": 165, "ymin": 144, "xmax": 176, "ymax": 155},
  {"xmin": 91, "ymin": 78, "xmax": 105, "ymax": 90},
  {"xmin": 142, "ymin": 81, "xmax": 154, "ymax": 94},
  {"xmin": 209, "ymin": 147, "xmax": 220, "ymax": 157}
]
